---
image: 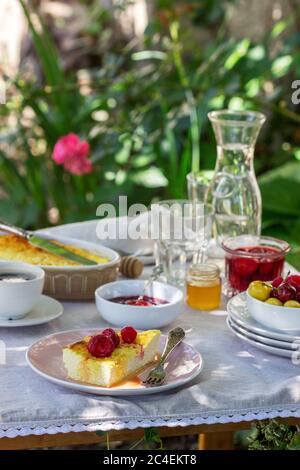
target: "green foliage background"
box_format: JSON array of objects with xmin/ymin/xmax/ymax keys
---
[{"xmin": 1, "ymin": 0, "xmax": 300, "ymax": 267}]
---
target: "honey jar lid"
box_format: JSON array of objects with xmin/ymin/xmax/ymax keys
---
[{"xmin": 188, "ymin": 263, "xmax": 220, "ymax": 281}]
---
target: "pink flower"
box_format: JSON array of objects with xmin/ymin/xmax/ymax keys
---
[
  {"xmin": 64, "ymin": 155, "xmax": 93, "ymax": 175},
  {"xmin": 52, "ymin": 133, "xmax": 92, "ymax": 175}
]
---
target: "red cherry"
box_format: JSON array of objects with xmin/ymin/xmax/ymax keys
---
[
  {"xmin": 270, "ymin": 287, "xmax": 280, "ymax": 299},
  {"xmin": 276, "ymin": 283, "xmax": 296, "ymax": 303},
  {"xmin": 272, "ymin": 276, "xmax": 283, "ymax": 288},
  {"xmin": 87, "ymin": 335, "xmax": 115, "ymax": 358},
  {"xmin": 286, "ymin": 275, "xmax": 300, "ymax": 292},
  {"xmin": 232, "ymin": 258, "xmax": 258, "ymax": 276},
  {"xmin": 102, "ymin": 328, "xmax": 120, "ymax": 347},
  {"xmin": 121, "ymin": 326, "xmax": 137, "ymax": 344}
]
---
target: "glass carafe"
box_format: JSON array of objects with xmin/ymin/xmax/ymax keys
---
[{"xmin": 207, "ymin": 110, "xmax": 266, "ymax": 241}]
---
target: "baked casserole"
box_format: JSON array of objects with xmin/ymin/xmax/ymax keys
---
[{"xmin": 0, "ymin": 234, "xmax": 109, "ymax": 266}]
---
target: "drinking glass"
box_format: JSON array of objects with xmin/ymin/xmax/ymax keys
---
[
  {"xmin": 151, "ymin": 200, "xmax": 214, "ymax": 286},
  {"xmin": 186, "ymin": 171, "xmax": 214, "ymax": 203}
]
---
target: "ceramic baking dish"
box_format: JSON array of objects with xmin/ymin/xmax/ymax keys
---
[{"xmin": 0, "ymin": 234, "xmax": 120, "ymax": 300}]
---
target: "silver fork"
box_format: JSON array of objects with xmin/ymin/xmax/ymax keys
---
[{"xmin": 143, "ymin": 327, "xmax": 185, "ymax": 386}]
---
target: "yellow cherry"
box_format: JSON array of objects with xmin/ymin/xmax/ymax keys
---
[
  {"xmin": 265, "ymin": 298, "xmax": 283, "ymax": 306},
  {"xmin": 283, "ymin": 300, "xmax": 300, "ymax": 308},
  {"xmin": 248, "ymin": 281, "xmax": 272, "ymax": 302}
]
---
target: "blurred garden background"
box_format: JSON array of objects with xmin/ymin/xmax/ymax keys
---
[{"xmin": 1, "ymin": 0, "xmax": 300, "ymax": 267}]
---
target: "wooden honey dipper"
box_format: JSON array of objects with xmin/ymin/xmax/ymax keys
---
[{"xmin": 119, "ymin": 256, "xmax": 144, "ymax": 278}]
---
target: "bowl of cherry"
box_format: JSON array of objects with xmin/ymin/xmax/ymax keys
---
[
  {"xmin": 246, "ymin": 274, "xmax": 300, "ymax": 332},
  {"xmin": 95, "ymin": 280, "xmax": 183, "ymax": 329},
  {"xmin": 222, "ymin": 235, "xmax": 290, "ymax": 295}
]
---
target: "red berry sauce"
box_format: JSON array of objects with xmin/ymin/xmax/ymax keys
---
[
  {"xmin": 109, "ymin": 295, "xmax": 169, "ymax": 306},
  {"xmin": 226, "ymin": 245, "xmax": 284, "ymax": 292}
]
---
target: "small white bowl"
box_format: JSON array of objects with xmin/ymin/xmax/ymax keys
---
[
  {"xmin": 0, "ymin": 262, "xmax": 45, "ymax": 320},
  {"xmin": 95, "ymin": 280, "xmax": 183, "ymax": 329},
  {"xmin": 246, "ymin": 290, "xmax": 300, "ymax": 332}
]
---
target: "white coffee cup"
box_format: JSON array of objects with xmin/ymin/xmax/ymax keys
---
[{"xmin": 0, "ymin": 262, "xmax": 45, "ymax": 319}]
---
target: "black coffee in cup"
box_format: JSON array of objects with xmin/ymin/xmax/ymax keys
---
[{"xmin": 0, "ymin": 272, "xmax": 37, "ymax": 283}]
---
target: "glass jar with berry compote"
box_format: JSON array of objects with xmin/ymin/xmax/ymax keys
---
[{"xmin": 222, "ymin": 235, "xmax": 290, "ymax": 296}]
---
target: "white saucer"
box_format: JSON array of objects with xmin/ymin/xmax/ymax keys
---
[
  {"xmin": 227, "ymin": 293, "xmax": 300, "ymax": 343},
  {"xmin": 226, "ymin": 317, "xmax": 299, "ymax": 359},
  {"xmin": 228, "ymin": 316, "xmax": 300, "ymax": 351},
  {"xmin": 0, "ymin": 295, "xmax": 63, "ymax": 327}
]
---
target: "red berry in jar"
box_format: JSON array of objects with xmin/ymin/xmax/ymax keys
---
[
  {"xmin": 233, "ymin": 258, "xmax": 258, "ymax": 276},
  {"xmin": 121, "ymin": 326, "xmax": 137, "ymax": 344},
  {"xmin": 102, "ymin": 328, "xmax": 120, "ymax": 347},
  {"xmin": 87, "ymin": 334, "xmax": 115, "ymax": 358}
]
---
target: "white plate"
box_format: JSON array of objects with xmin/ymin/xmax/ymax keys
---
[
  {"xmin": 26, "ymin": 329, "xmax": 203, "ymax": 396},
  {"xmin": 228, "ymin": 316, "xmax": 300, "ymax": 351},
  {"xmin": 227, "ymin": 293, "xmax": 300, "ymax": 343},
  {"xmin": 226, "ymin": 317, "xmax": 299, "ymax": 359},
  {"xmin": 0, "ymin": 295, "xmax": 63, "ymax": 327}
]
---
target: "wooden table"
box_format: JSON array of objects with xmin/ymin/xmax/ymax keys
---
[{"xmin": 1, "ymin": 418, "xmax": 299, "ymax": 450}]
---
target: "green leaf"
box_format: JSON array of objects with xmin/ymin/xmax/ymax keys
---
[
  {"xmin": 132, "ymin": 154, "xmax": 156, "ymax": 168},
  {"xmin": 132, "ymin": 51, "xmax": 167, "ymax": 61},
  {"xmin": 260, "ymin": 178, "xmax": 300, "ymax": 216},
  {"xmin": 259, "ymin": 162, "xmax": 300, "ymax": 184},
  {"xmin": 115, "ymin": 139, "xmax": 132, "ymax": 164},
  {"xmin": 287, "ymin": 251, "xmax": 300, "ymax": 271},
  {"xmin": 0, "ymin": 199, "xmax": 20, "ymax": 224},
  {"xmin": 271, "ymin": 20, "xmax": 288, "ymax": 39},
  {"xmin": 259, "ymin": 162, "xmax": 300, "ymax": 217},
  {"xmin": 248, "ymin": 45, "xmax": 265, "ymax": 61},
  {"xmin": 131, "ymin": 167, "xmax": 168, "ymax": 188},
  {"xmin": 224, "ymin": 39, "xmax": 250, "ymax": 70},
  {"xmin": 19, "ymin": 0, "xmax": 69, "ymax": 114},
  {"xmin": 271, "ymin": 55, "xmax": 293, "ymax": 78},
  {"xmin": 144, "ymin": 427, "xmax": 163, "ymax": 449},
  {"xmin": 287, "ymin": 432, "xmax": 300, "ymax": 450},
  {"xmin": 115, "ymin": 169, "xmax": 127, "ymax": 185},
  {"xmin": 245, "ymin": 78, "xmax": 261, "ymax": 98}
]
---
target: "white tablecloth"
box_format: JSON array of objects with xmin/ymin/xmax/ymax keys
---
[{"xmin": 1, "ymin": 220, "xmax": 300, "ymax": 438}]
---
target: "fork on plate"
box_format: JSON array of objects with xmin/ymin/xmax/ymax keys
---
[{"xmin": 143, "ymin": 327, "xmax": 185, "ymax": 386}]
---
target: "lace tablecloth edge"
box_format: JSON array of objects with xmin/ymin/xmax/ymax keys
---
[{"xmin": 2, "ymin": 407, "xmax": 300, "ymax": 438}]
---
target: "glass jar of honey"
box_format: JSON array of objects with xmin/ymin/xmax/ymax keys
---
[{"xmin": 186, "ymin": 263, "xmax": 221, "ymax": 310}]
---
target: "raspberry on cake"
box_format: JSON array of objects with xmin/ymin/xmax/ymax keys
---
[{"xmin": 62, "ymin": 328, "xmax": 161, "ymax": 387}]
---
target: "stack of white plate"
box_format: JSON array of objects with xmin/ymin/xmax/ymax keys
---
[{"xmin": 227, "ymin": 293, "xmax": 300, "ymax": 359}]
